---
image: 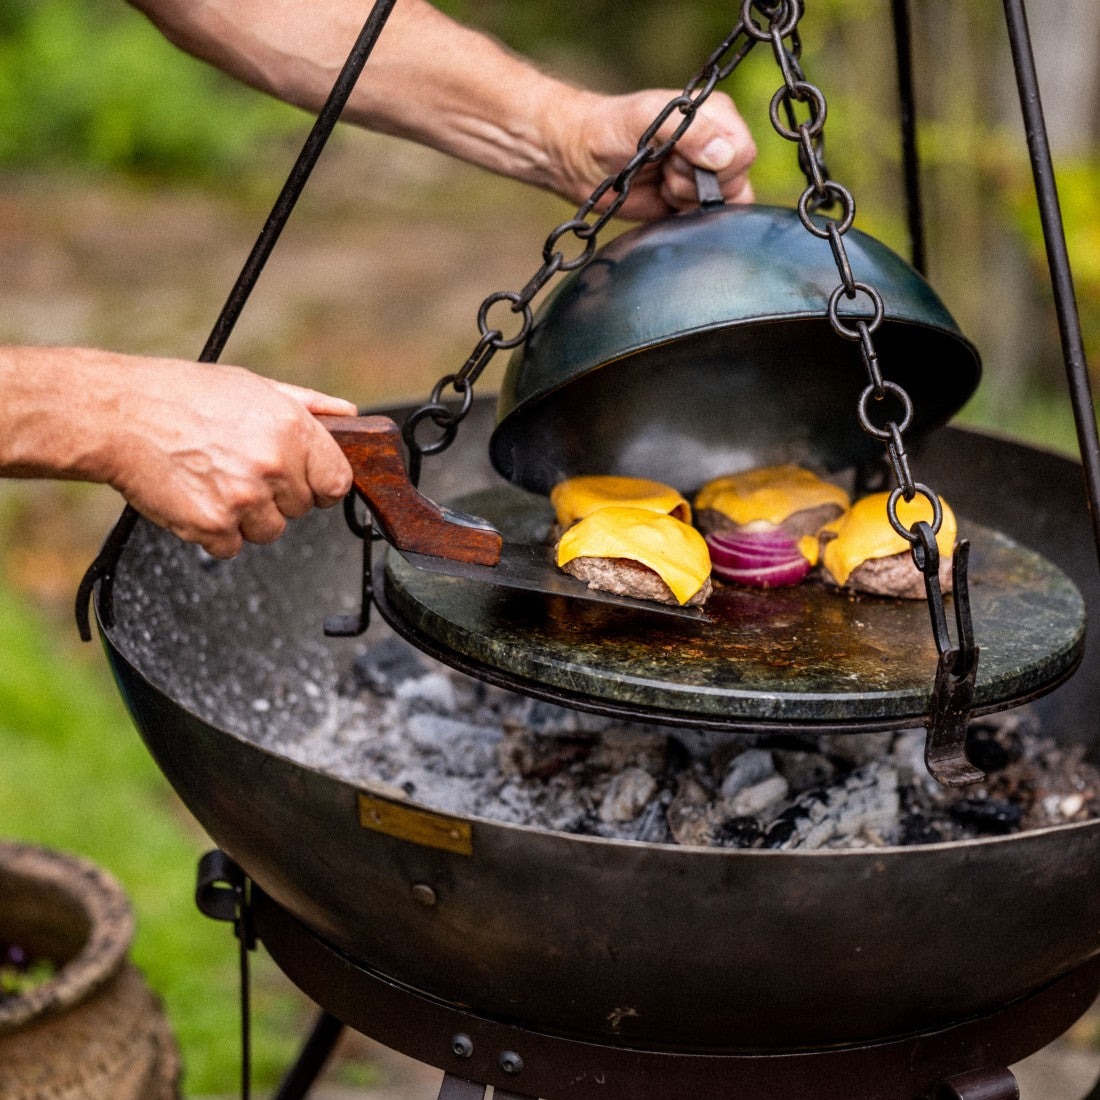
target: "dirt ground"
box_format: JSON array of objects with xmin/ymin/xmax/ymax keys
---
[{"xmin": 3, "ymin": 135, "xmax": 1098, "ymax": 1099}]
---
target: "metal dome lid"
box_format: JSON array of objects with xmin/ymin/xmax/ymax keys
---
[{"xmin": 490, "ymin": 203, "xmax": 980, "ymax": 495}]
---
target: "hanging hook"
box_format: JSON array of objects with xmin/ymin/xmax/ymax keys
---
[
  {"xmin": 911, "ymin": 523, "xmax": 984, "ymax": 787},
  {"xmin": 323, "ymin": 491, "xmax": 375, "ymax": 637}
]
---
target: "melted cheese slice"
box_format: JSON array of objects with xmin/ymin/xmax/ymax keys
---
[
  {"xmin": 819, "ymin": 492, "xmax": 957, "ymax": 587},
  {"xmin": 551, "ymin": 475, "xmax": 691, "ymax": 528},
  {"xmin": 695, "ymin": 465, "xmax": 849, "ymax": 527},
  {"xmin": 556, "ymin": 507, "xmax": 711, "ymax": 605}
]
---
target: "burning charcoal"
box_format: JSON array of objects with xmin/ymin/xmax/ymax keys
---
[
  {"xmin": 667, "ymin": 774, "xmax": 718, "ymax": 847},
  {"xmin": 726, "ymin": 775, "xmax": 789, "ymax": 819},
  {"xmin": 948, "ymin": 797, "xmax": 1022, "ymax": 835},
  {"xmin": 771, "ymin": 749, "xmax": 837, "ymax": 793},
  {"xmin": 714, "ymin": 815, "xmax": 764, "ymax": 848},
  {"xmin": 718, "ymin": 748, "xmax": 777, "ymax": 802},
  {"xmin": 349, "ymin": 637, "xmax": 431, "ymax": 696},
  {"xmin": 599, "ymin": 767, "xmax": 659, "ymax": 824},
  {"xmin": 496, "ymin": 727, "xmax": 593, "ymax": 781},
  {"xmin": 763, "ymin": 765, "xmax": 899, "ymax": 850}
]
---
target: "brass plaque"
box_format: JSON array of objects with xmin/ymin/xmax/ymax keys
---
[{"xmin": 357, "ymin": 793, "xmax": 473, "ymax": 856}]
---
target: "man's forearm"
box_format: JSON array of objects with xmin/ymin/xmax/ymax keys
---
[
  {"xmin": 0, "ymin": 346, "xmax": 119, "ymax": 481},
  {"xmin": 126, "ymin": 0, "xmax": 575, "ymax": 194}
]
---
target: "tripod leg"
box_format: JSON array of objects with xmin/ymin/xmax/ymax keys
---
[
  {"xmin": 272, "ymin": 1011, "xmax": 345, "ymax": 1100},
  {"xmin": 1081, "ymin": 1065, "xmax": 1100, "ymax": 1100}
]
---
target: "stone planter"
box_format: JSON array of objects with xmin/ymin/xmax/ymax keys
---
[{"xmin": 0, "ymin": 840, "xmax": 180, "ymax": 1098}]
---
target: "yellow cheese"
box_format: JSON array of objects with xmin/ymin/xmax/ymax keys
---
[
  {"xmin": 695, "ymin": 465, "xmax": 849, "ymax": 528},
  {"xmin": 551, "ymin": 475, "xmax": 691, "ymax": 528},
  {"xmin": 556, "ymin": 507, "xmax": 711, "ymax": 605},
  {"xmin": 820, "ymin": 492, "xmax": 957, "ymax": 587}
]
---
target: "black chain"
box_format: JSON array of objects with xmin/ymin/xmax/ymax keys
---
[
  {"xmin": 755, "ymin": 0, "xmax": 939, "ymax": 546},
  {"xmin": 402, "ymin": 13, "xmax": 764, "ymax": 479},
  {"xmin": 756, "ymin": 1, "xmax": 981, "ymax": 784}
]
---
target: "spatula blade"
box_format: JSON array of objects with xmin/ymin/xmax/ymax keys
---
[{"xmin": 398, "ymin": 542, "xmax": 711, "ymax": 621}]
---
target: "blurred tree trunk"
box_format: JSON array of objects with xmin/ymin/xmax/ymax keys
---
[{"xmin": 1026, "ymin": 0, "xmax": 1100, "ymax": 154}]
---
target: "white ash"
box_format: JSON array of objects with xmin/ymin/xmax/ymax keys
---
[{"xmin": 255, "ymin": 635, "xmax": 1100, "ymax": 849}]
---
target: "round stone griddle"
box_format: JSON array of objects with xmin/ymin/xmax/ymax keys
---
[{"xmin": 379, "ymin": 486, "xmax": 1086, "ymax": 731}]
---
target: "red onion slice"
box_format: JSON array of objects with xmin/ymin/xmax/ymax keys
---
[{"xmin": 705, "ymin": 528, "xmax": 812, "ymax": 588}]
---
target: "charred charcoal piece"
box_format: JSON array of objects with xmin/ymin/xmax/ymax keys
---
[
  {"xmin": 663, "ymin": 734, "xmax": 694, "ymax": 777},
  {"xmin": 763, "ymin": 805, "xmax": 804, "ymax": 848},
  {"xmin": 634, "ymin": 791, "xmax": 673, "ymax": 844},
  {"xmin": 718, "ymin": 748, "xmax": 778, "ymax": 801},
  {"xmin": 497, "ymin": 728, "xmax": 593, "ymax": 781},
  {"xmin": 898, "ymin": 812, "xmax": 943, "ymax": 846},
  {"xmin": 714, "ymin": 816, "xmax": 764, "ymax": 848},
  {"xmin": 772, "ymin": 749, "xmax": 838, "ymax": 793},
  {"xmin": 949, "ymin": 798, "xmax": 1022, "ymax": 835},
  {"xmin": 599, "ymin": 767, "xmax": 659, "ymax": 824},
  {"xmin": 667, "ymin": 774, "xmax": 717, "ymax": 847},
  {"xmin": 348, "ymin": 636, "xmax": 430, "ymax": 696},
  {"xmin": 726, "ymin": 775, "xmax": 789, "ymax": 818},
  {"xmin": 965, "ymin": 732, "xmax": 1011, "ymax": 775}
]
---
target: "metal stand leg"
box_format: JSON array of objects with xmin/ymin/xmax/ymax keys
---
[
  {"xmin": 935, "ymin": 1067, "xmax": 1019, "ymax": 1100},
  {"xmin": 272, "ymin": 1010, "xmax": 345, "ymax": 1100},
  {"xmin": 438, "ymin": 1076, "xmax": 488, "ymax": 1100},
  {"xmin": 1082, "ymin": 1066, "xmax": 1100, "ymax": 1100}
]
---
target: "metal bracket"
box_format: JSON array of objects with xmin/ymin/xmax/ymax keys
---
[
  {"xmin": 438, "ymin": 1077, "xmax": 487, "ymax": 1100},
  {"xmin": 913, "ymin": 525, "xmax": 984, "ymax": 787},
  {"xmin": 75, "ymin": 505, "xmax": 139, "ymax": 642},
  {"xmin": 196, "ymin": 850, "xmax": 256, "ymax": 1100},
  {"xmin": 324, "ymin": 491, "xmax": 375, "ymax": 637},
  {"xmin": 195, "ymin": 849, "xmax": 255, "ymax": 948},
  {"xmin": 934, "ymin": 1066, "xmax": 1019, "ymax": 1100}
]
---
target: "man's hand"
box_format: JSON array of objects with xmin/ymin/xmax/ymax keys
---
[
  {"xmin": 106, "ymin": 361, "xmax": 356, "ymax": 559},
  {"xmin": 543, "ymin": 88, "xmax": 757, "ymax": 221},
  {"xmin": 1, "ymin": 348, "xmax": 356, "ymax": 559}
]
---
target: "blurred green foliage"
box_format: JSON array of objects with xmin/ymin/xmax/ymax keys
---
[
  {"xmin": 0, "ymin": 577, "xmax": 310, "ymax": 1095},
  {"xmin": 0, "ymin": 0, "xmax": 302, "ymax": 179}
]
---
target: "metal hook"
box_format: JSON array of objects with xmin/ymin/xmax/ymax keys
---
[
  {"xmin": 911, "ymin": 524, "xmax": 983, "ymax": 787},
  {"xmin": 324, "ymin": 491, "xmax": 375, "ymax": 637}
]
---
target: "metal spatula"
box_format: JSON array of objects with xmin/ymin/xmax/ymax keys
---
[{"xmin": 320, "ymin": 415, "xmax": 709, "ymax": 621}]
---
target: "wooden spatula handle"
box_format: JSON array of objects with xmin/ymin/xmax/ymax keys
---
[{"xmin": 318, "ymin": 415, "xmax": 502, "ymax": 566}]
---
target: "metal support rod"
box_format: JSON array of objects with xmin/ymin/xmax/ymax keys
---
[
  {"xmin": 1002, "ymin": 0, "xmax": 1100, "ymax": 573},
  {"xmin": 272, "ymin": 1011, "xmax": 346, "ymax": 1100},
  {"xmin": 201, "ymin": 0, "xmax": 398, "ymax": 362},
  {"xmin": 76, "ymin": 0, "xmax": 399, "ymax": 640},
  {"xmin": 239, "ymin": 917, "xmax": 252, "ymax": 1100},
  {"xmin": 889, "ymin": 0, "xmax": 927, "ymax": 275}
]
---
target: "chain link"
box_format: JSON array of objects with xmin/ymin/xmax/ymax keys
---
[
  {"xmin": 402, "ymin": 10, "xmax": 772, "ymax": 481},
  {"xmin": 756, "ymin": 2, "xmax": 942, "ymax": 539}
]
